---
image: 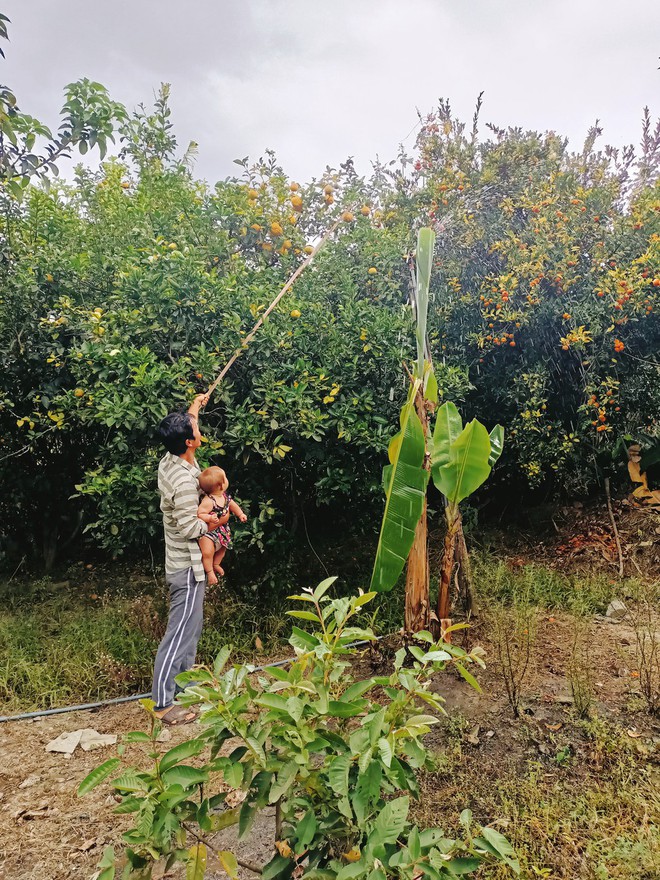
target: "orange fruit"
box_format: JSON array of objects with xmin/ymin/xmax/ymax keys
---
[
  {"xmin": 291, "ymin": 195, "xmax": 303, "ymax": 211},
  {"xmin": 341, "ymin": 211, "xmax": 354, "ymax": 222},
  {"xmin": 303, "ymin": 245, "xmax": 314, "ymax": 255},
  {"xmin": 248, "ymin": 188, "xmax": 259, "ymax": 199},
  {"xmin": 270, "ymin": 221, "xmax": 283, "ymax": 236},
  {"xmin": 325, "ymin": 194, "xmax": 334, "ymax": 205},
  {"xmin": 282, "ymin": 239, "xmax": 292, "ymax": 249},
  {"xmin": 290, "ymin": 182, "xmax": 300, "ymax": 192},
  {"xmin": 360, "ymin": 205, "xmax": 371, "ymax": 216},
  {"xmin": 323, "ymin": 184, "xmax": 334, "ymax": 195},
  {"xmin": 74, "ymin": 388, "xmax": 85, "ymax": 398},
  {"xmin": 368, "ymin": 267, "xmax": 377, "ymax": 275},
  {"xmin": 290, "ymin": 309, "xmax": 301, "ymax": 318}
]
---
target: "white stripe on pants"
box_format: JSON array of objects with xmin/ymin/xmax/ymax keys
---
[{"xmin": 151, "ymin": 567, "xmax": 205, "ymax": 710}]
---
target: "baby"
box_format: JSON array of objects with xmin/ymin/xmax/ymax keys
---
[{"xmin": 197, "ymin": 466, "xmax": 247, "ymax": 585}]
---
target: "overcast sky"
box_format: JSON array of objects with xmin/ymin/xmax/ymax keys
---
[{"xmin": 3, "ymin": 0, "xmax": 659, "ymax": 184}]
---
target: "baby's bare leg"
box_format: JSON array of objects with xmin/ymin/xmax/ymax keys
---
[
  {"xmin": 199, "ymin": 536, "xmax": 218, "ymax": 585},
  {"xmin": 214, "ymin": 547, "xmax": 226, "ymax": 577}
]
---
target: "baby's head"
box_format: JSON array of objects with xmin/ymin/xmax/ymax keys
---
[{"xmin": 199, "ymin": 466, "xmax": 229, "ymax": 495}]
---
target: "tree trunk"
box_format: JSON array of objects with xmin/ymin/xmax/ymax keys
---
[
  {"xmin": 438, "ymin": 509, "xmax": 459, "ymax": 623},
  {"xmin": 405, "ymin": 498, "xmax": 430, "ymax": 633},
  {"xmin": 404, "ymin": 388, "xmax": 431, "ymax": 635},
  {"xmin": 454, "ymin": 514, "xmax": 477, "ymax": 617}
]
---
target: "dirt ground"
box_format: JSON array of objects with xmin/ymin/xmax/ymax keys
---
[{"xmin": 0, "ymin": 607, "xmax": 658, "ymax": 880}]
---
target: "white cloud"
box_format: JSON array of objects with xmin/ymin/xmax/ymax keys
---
[{"xmin": 3, "ymin": 0, "xmax": 659, "ymax": 183}]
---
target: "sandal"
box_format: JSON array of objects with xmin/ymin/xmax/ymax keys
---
[{"xmin": 156, "ymin": 705, "xmax": 198, "ymax": 726}]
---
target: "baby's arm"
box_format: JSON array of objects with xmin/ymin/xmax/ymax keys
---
[
  {"xmin": 229, "ymin": 499, "xmax": 248, "ymax": 523},
  {"xmin": 197, "ymin": 495, "xmax": 216, "ymax": 525}
]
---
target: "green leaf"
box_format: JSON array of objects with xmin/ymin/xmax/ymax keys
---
[
  {"xmin": 313, "ymin": 576, "xmax": 338, "ymax": 600},
  {"xmin": 353, "ymin": 761, "xmax": 382, "ymax": 825},
  {"xmin": 213, "ymin": 646, "xmax": 231, "ymax": 676},
  {"xmin": 455, "ymin": 662, "xmax": 482, "ymax": 693},
  {"xmin": 97, "ymin": 845, "xmax": 116, "ymax": 880},
  {"xmin": 432, "ymin": 418, "xmax": 492, "ymax": 507},
  {"xmin": 186, "ymin": 843, "xmax": 207, "ymax": 880},
  {"xmin": 328, "ymin": 755, "xmax": 351, "ymax": 795},
  {"xmin": 289, "ymin": 626, "xmax": 318, "ymax": 651},
  {"xmin": 372, "ymin": 796, "xmax": 409, "ymax": 845},
  {"xmin": 238, "ymin": 799, "xmax": 256, "ymax": 839},
  {"xmin": 431, "ymin": 401, "xmax": 463, "ymax": 478},
  {"xmin": 161, "ymin": 765, "xmax": 208, "ymax": 788},
  {"xmin": 327, "ymin": 700, "xmax": 367, "ymax": 718},
  {"xmin": 261, "ymin": 854, "xmax": 293, "ymax": 880},
  {"xmin": 342, "ymin": 679, "xmax": 376, "ymax": 702},
  {"xmin": 488, "ymin": 424, "xmax": 504, "ymax": 468},
  {"xmin": 269, "ymin": 760, "xmax": 298, "ymax": 803},
  {"xmin": 286, "ymin": 610, "xmax": 321, "ymax": 622},
  {"xmin": 254, "ymin": 693, "xmax": 289, "ymax": 712},
  {"xmin": 218, "ymin": 850, "xmax": 239, "ymax": 880},
  {"xmin": 445, "ymin": 857, "xmax": 481, "ymax": 874},
  {"xmin": 77, "ymin": 758, "xmax": 121, "ymax": 796},
  {"xmin": 377, "ymin": 736, "xmax": 394, "ymax": 768},
  {"xmin": 160, "ymin": 738, "xmax": 206, "ymax": 772},
  {"xmin": 224, "ymin": 762, "xmax": 244, "ymax": 789},
  {"xmin": 353, "ymin": 591, "xmax": 377, "ymax": 608},
  {"xmin": 123, "ymin": 731, "xmax": 152, "ymax": 743},
  {"xmin": 370, "ymin": 381, "xmax": 429, "ymax": 592},
  {"xmin": 297, "ymin": 809, "xmax": 317, "ymax": 848},
  {"xmin": 210, "ymin": 807, "xmax": 241, "ymax": 832},
  {"xmin": 477, "ymin": 826, "xmax": 520, "ymax": 873}
]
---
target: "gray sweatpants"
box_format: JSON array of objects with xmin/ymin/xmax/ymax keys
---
[{"xmin": 151, "ymin": 567, "xmax": 205, "ymax": 710}]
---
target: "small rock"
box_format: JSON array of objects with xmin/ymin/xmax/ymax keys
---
[
  {"xmin": 18, "ymin": 773, "xmax": 41, "ymax": 789},
  {"xmin": 156, "ymin": 728, "xmax": 172, "ymax": 743},
  {"xmin": 606, "ymin": 599, "xmax": 628, "ymax": 622}
]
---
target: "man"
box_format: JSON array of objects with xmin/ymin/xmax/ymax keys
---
[{"xmin": 151, "ymin": 393, "xmax": 219, "ymax": 725}]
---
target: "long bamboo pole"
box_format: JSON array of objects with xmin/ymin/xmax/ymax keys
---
[{"xmin": 205, "ymin": 217, "xmax": 343, "ymax": 400}]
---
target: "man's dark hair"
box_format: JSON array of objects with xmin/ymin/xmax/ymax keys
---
[{"xmin": 158, "ymin": 411, "xmax": 194, "ymax": 455}]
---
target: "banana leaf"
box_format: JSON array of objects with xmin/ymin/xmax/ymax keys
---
[
  {"xmin": 430, "ymin": 401, "xmax": 463, "ymax": 476},
  {"xmin": 370, "ymin": 381, "xmax": 430, "ymax": 592},
  {"xmin": 488, "ymin": 424, "xmax": 504, "ymax": 467},
  {"xmin": 414, "ymin": 227, "xmax": 435, "ymax": 378},
  {"xmin": 431, "ymin": 418, "xmax": 492, "ymax": 508}
]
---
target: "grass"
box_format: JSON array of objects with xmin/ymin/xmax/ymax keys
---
[
  {"xmin": 471, "ymin": 553, "xmax": 624, "ymax": 614},
  {"xmin": 0, "ymin": 573, "xmax": 293, "ymax": 713},
  {"xmin": 416, "ymin": 716, "xmax": 659, "ymax": 880}
]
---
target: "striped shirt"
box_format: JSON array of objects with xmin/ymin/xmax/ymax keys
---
[{"xmin": 158, "ymin": 452, "xmax": 208, "ymax": 582}]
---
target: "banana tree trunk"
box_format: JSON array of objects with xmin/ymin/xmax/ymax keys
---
[
  {"xmin": 404, "ymin": 498, "xmax": 430, "ymax": 633},
  {"xmin": 438, "ymin": 505, "xmax": 459, "ymax": 626},
  {"xmin": 455, "ymin": 515, "xmax": 477, "ymax": 617},
  {"xmin": 404, "ymin": 390, "xmax": 430, "ymax": 634}
]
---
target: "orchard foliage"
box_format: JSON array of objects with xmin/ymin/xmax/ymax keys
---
[{"xmin": 1, "ymin": 76, "xmax": 659, "ymax": 569}]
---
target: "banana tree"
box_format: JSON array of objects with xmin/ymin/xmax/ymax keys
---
[
  {"xmin": 370, "ymin": 227, "xmax": 504, "ymax": 635},
  {"xmin": 431, "ymin": 402, "xmax": 503, "ymax": 626},
  {"xmin": 370, "ymin": 228, "xmax": 436, "ymax": 634}
]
